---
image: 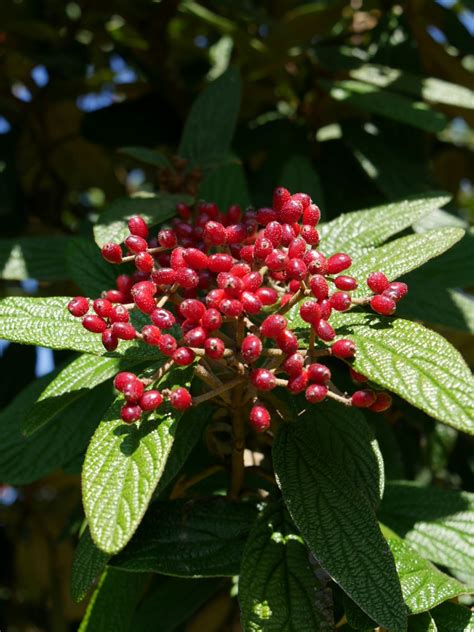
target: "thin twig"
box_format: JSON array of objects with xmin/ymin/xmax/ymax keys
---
[
  {"xmin": 122, "ymin": 246, "xmax": 167, "ymax": 263},
  {"xmin": 326, "ymin": 389, "xmax": 352, "ymax": 407},
  {"xmin": 192, "ymin": 376, "xmax": 245, "ymax": 407}
]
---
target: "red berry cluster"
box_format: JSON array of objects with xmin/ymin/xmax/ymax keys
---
[{"xmin": 68, "ymin": 188, "xmax": 407, "ymax": 427}]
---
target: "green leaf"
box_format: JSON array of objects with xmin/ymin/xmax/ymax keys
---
[
  {"xmin": 239, "ymin": 503, "xmax": 333, "ymax": 632},
  {"xmin": 379, "ymin": 482, "xmax": 474, "ymax": 579},
  {"xmin": 71, "ymin": 527, "xmax": 110, "ymax": 603},
  {"xmin": 321, "ymin": 80, "xmax": 447, "ymax": 132},
  {"xmin": 343, "ymin": 594, "xmax": 376, "ymax": 630},
  {"xmin": 179, "ymin": 67, "xmax": 241, "ymax": 171},
  {"xmin": 132, "ymin": 577, "xmax": 221, "ymax": 632},
  {"xmin": 93, "ymin": 193, "xmax": 190, "ymax": 247},
  {"xmin": 349, "ymin": 64, "xmax": 474, "ymax": 110},
  {"xmin": 82, "ymin": 367, "xmax": 194, "ymax": 554},
  {"xmin": 408, "ymin": 612, "xmax": 438, "ymax": 632},
  {"xmin": 0, "ymin": 375, "xmax": 112, "ymax": 485},
  {"xmin": 328, "ymin": 313, "xmax": 474, "ymax": 435},
  {"xmin": 118, "ymin": 146, "xmax": 171, "ymax": 168},
  {"xmin": 279, "ymin": 154, "xmax": 325, "ymax": 209},
  {"xmin": 348, "ymin": 228, "xmax": 465, "ymax": 298},
  {"xmin": 0, "ymin": 236, "xmax": 70, "ymax": 281},
  {"xmin": 319, "ymin": 193, "xmax": 451, "ymax": 257},
  {"xmin": 431, "ymin": 602, "xmax": 474, "ymax": 632},
  {"xmin": 78, "ymin": 568, "xmax": 148, "ymax": 632},
  {"xmin": 66, "ymin": 237, "xmax": 117, "ymax": 297},
  {"xmin": 381, "ymin": 525, "xmax": 471, "ymax": 614},
  {"xmin": 112, "ymin": 498, "xmax": 257, "ymax": 577},
  {"xmin": 272, "ymin": 403, "xmax": 406, "ymax": 631},
  {"xmin": 199, "ymin": 159, "xmax": 251, "ymax": 209}
]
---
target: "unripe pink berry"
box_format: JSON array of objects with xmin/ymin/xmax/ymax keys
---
[
  {"xmin": 68, "ymin": 296, "xmax": 89, "ymax": 317},
  {"xmin": 142, "ymin": 325, "xmax": 161, "ymax": 346},
  {"xmin": 121, "ymin": 404, "xmax": 142, "ymax": 423},
  {"xmin": 251, "ymin": 369, "xmax": 277, "ymax": 391},
  {"xmin": 241, "ymin": 335, "xmax": 262, "ymax": 363},
  {"xmin": 169, "ymin": 387, "xmax": 192, "ymax": 410},
  {"xmin": 370, "ymin": 295, "xmax": 396, "ymax": 316},
  {"xmin": 249, "ymin": 405, "xmax": 271, "ymax": 432},
  {"xmin": 352, "ymin": 389, "xmax": 377, "ymax": 408},
  {"xmin": 331, "ymin": 339, "xmax": 356, "ymax": 358},
  {"xmin": 327, "ymin": 253, "xmax": 352, "ymax": 274},
  {"xmin": 158, "ymin": 333, "xmax": 178, "ymax": 356},
  {"xmin": 101, "ymin": 242, "xmax": 123, "ymax": 264},
  {"xmin": 261, "ymin": 314, "xmax": 287, "ymax": 338},
  {"xmin": 204, "ymin": 337, "xmax": 225, "ymax": 359},
  {"xmin": 82, "ymin": 314, "xmax": 107, "ymax": 333},
  {"xmin": 128, "ymin": 216, "xmax": 149, "ymax": 239},
  {"xmin": 172, "ymin": 347, "xmax": 196, "ymax": 366},
  {"xmin": 305, "ymin": 384, "xmax": 328, "ymax": 403},
  {"xmin": 367, "ymin": 272, "xmax": 389, "ymax": 294},
  {"xmin": 139, "ymin": 390, "xmax": 163, "ymax": 411}
]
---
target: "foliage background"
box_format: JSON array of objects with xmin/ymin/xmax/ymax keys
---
[{"xmin": 0, "ymin": 0, "xmax": 473, "ymax": 630}]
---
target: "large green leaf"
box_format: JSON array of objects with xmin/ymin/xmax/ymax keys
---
[
  {"xmin": 71, "ymin": 527, "xmax": 110, "ymax": 603},
  {"xmin": 93, "ymin": 193, "xmax": 190, "ymax": 247},
  {"xmin": 279, "ymin": 154, "xmax": 325, "ymax": 209},
  {"xmin": 0, "ymin": 374, "xmax": 112, "ymax": 485},
  {"xmin": 112, "ymin": 498, "xmax": 257, "ymax": 577},
  {"xmin": 272, "ymin": 404, "xmax": 406, "ymax": 631},
  {"xmin": 319, "ymin": 193, "xmax": 450, "ymax": 257},
  {"xmin": 328, "ymin": 313, "xmax": 474, "ymax": 435},
  {"xmin": 321, "ymin": 80, "xmax": 447, "ymax": 132},
  {"xmin": 381, "ymin": 525, "xmax": 471, "ymax": 614},
  {"xmin": 239, "ymin": 503, "xmax": 333, "ymax": 631},
  {"xmin": 82, "ymin": 367, "xmax": 194, "ymax": 554},
  {"xmin": 348, "ymin": 227, "xmax": 465, "ymax": 298},
  {"xmin": 380, "ymin": 482, "xmax": 474, "ymax": 580},
  {"xmin": 78, "ymin": 568, "xmax": 148, "ymax": 632},
  {"xmin": 431, "ymin": 602, "xmax": 474, "ymax": 632},
  {"xmin": 0, "ymin": 236, "xmax": 70, "ymax": 281},
  {"xmin": 67, "ymin": 237, "xmax": 117, "ymax": 297},
  {"xmin": 408, "ymin": 612, "xmax": 438, "ymax": 632},
  {"xmin": 179, "ymin": 67, "xmax": 241, "ymax": 171},
  {"xmin": 199, "ymin": 159, "xmax": 250, "ymax": 209}
]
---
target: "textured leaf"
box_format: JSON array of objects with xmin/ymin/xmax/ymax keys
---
[
  {"xmin": 0, "ymin": 236, "xmax": 69, "ymax": 281},
  {"xmin": 319, "ymin": 193, "xmax": 450, "ymax": 257},
  {"xmin": 93, "ymin": 193, "xmax": 190, "ymax": 247},
  {"xmin": 431, "ymin": 602, "xmax": 474, "ymax": 632},
  {"xmin": 179, "ymin": 67, "xmax": 241, "ymax": 171},
  {"xmin": 328, "ymin": 313, "xmax": 474, "ymax": 435},
  {"xmin": 82, "ymin": 367, "xmax": 194, "ymax": 554},
  {"xmin": 408, "ymin": 612, "xmax": 438, "ymax": 632},
  {"xmin": 381, "ymin": 525, "xmax": 471, "ymax": 614},
  {"xmin": 66, "ymin": 237, "xmax": 117, "ymax": 297},
  {"xmin": 321, "ymin": 80, "xmax": 446, "ymax": 132},
  {"xmin": 380, "ymin": 482, "xmax": 474, "ymax": 579},
  {"xmin": 78, "ymin": 568, "xmax": 148, "ymax": 632},
  {"xmin": 112, "ymin": 498, "xmax": 257, "ymax": 577},
  {"xmin": 349, "ymin": 227, "xmax": 465, "ymax": 298},
  {"xmin": 0, "ymin": 375, "xmax": 112, "ymax": 485},
  {"xmin": 71, "ymin": 527, "xmax": 110, "ymax": 603},
  {"xmin": 349, "ymin": 64, "xmax": 474, "ymax": 110},
  {"xmin": 118, "ymin": 146, "xmax": 171, "ymax": 167},
  {"xmin": 239, "ymin": 503, "xmax": 332, "ymax": 632},
  {"xmin": 199, "ymin": 159, "xmax": 251, "ymax": 209},
  {"xmin": 272, "ymin": 404, "xmax": 405, "ymax": 631},
  {"xmin": 280, "ymin": 154, "xmax": 325, "ymax": 209}
]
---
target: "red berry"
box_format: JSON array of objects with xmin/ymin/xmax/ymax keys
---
[
  {"xmin": 183, "ymin": 248, "xmax": 209, "ymax": 270},
  {"xmin": 152, "ymin": 268, "xmax": 177, "ymax": 286},
  {"xmin": 82, "ymin": 314, "xmax": 107, "ymax": 333},
  {"xmin": 135, "ymin": 251, "xmax": 154, "ymax": 273},
  {"xmin": 170, "ymin": 247, "xmax": 187, "ymax": 269},
  {"xmin": 319, "ymin": 299, "xmax": 332, "ymax": 321},
  {"xmin": 327, "ymin": 253, "xmax": 352, "ymax": 274},
  {"xmin": 231, "ymin": 264, "xmax": 251, "ymax": 279},
  {"xmin": 176, "ymin": 267, "xmax": 199, "ymax": 289},
  {"xmin": 101, "ymin": 243, "xmax": 123, "ymax": 264},
  {"xmin": 242, "ymin": 272, "xmax": 263, "ymax": 292},
  {"xmin": 330, "ymin": 291, "xmax": 352, "ymax": 312},
  {"xmin": 291, "ymin": 192, "xmax": 311, "ymax": 209},
  {"xmin": 280, "ymin": 223, "xmax": 296, "ymax": 246},
  {"xmin": 141, "ymin": 325, "xmax": 162, "ymax": 346},
  {"xmin": 206, "ymin": 288, "xmax": 226, "ymax": 309},
  {"xmin": 305, "ymin": 384, "xmax": 328, "ymax": 403},
  {"xmin": 158, "ymin": 334, "xmax": 177, "ymax": 356},
  {"xmin": 301, "ymin": 225, "xmax": 319, "ymax": 246},
  {"xmin": 169, "ymin": 387, "xmax": 192, "ymax": 410},
  {"xmin": 101, "ymin": 329, "xmax": 118, "ymax": 351},
  {"xmin": 254, "ymin": 236, "xmax": 274, "ymax": 260},
  {"xmin": 204, "ymin": 337, "xmax": 225, "ymax": 359},
  {"xmin": 228, "ymin": 204, "xmax": 242, "ymax": 223},
  {"xmin": 183, "ymin": 326, "xmax": 207, "ymax": 347},
  {"xmin": 208, "ymin": 253, "xmax": 234, "ymax": 273},
  {"xmin": 139, "ymin": 390, "xmax": 163, "ymax": 411},
  {"xmin": 334, "ymin": 275, "xmax": 357, "ymax": 291},
  {"xmin": 201, "ymin": 308, "xmax": 222, "ymax": 331},
  {"xmin": 283, "ymin": 353, "xmax": 305, "ymax": 377},
  {"xmin": 288, "ymin": 370, "xmax": 309, "ymax": 394},
  {"xmin": 68, "ymin": 296, "xmax": 89, "ymax": 317},
  {"xmin": 111, "ymin": 322, "xmax": 137, "ymax": 340},
  {"xmin": 264, "ymin": 221, "xmax": 283, "ymax": 247},
  {"xmin": 257, "ymin": 207, "xmax": 277, "ymax": 225},
  {"xmin": 128, "ymin": 216, "xmax": 149, "ymax": 239},
  {"xmin": 114, "ymin": 371, "xmax": 138, "ymax": 392},
  {"xmin": 151, "ymin": 308, "xmax": 176, "ymax": 329},
  {"xmin": 367, "ymin": 272, "xmax": 389, "ymax": 294},
  {"xmin": 173, "ymin": 347, "xmax": 196, "ymax": 365},
  {"xmin": 279, "ymin": 199, "xmax": 302, "ymax": 224},
  {"xmin": 276, "ymin": 329, "xmax": 299, "ymax": 354},
  {"xmin": 217, "ymin": 272, "xmax": 243, "ymax": 297},
  {"xmin": 286, "ymin": 257, "xmax": 307, "ymax": 280},
  {"xmin": 272, "ymin": 187, "xmax": 291, "ymax": 212},
  {"xmin": 288, "ymin": 237, "xmax": 306, "ymax": 259},
  {"xmin": 314, "ymin": 319, "xmax": 336, "ymax": 342},
  {"xmin": 176, "ymin": 202, "xmax": 191, "ymax": 220},
  {"xmin": 121, "ymin": 404, "xmax": 142, "ymax": 423},
  {"xmin": 241, "ymin": 335, "xmax": 262, "ymax": 363},
  {"xmin": 261, "ymin": 314, "xmax": 287, "ymax": 338},
  {"xmin": 265, "ymin": 249, "xmax": 289, "ymax": 272},
  {"xmin": 239, "ymin": 245, "xmax": 254, "ymax": 263},
  {"xmin": 349, "ymin": 367, "xmax": 368, "ymax": 383},
  {"xmin": 93, "ymin": 298, "xmax": 113, "ymax": 318},
  {"xmin": 180, "ymin": 298, "xmax": 206, "ymax": 322},
  {"xmin": 307, "ymin": 363, "xmax": 331, "ymax": 384},
  {"xmin": 109, "ymin": 305, "xmax": 130, "ymax": 323},
  {"xmin": 225, "ymin": 224, "xmax": 247, "ymax": 244},
  {"xmin": 299, "ymin": 300, "xmax": 321, "ymax": 325},
  {"xmin": 125, "ymin": 234, "xmax": 148, "ymax": 254},
  {"xmin": 303, "ymin": 203, "xmax": 321, "ymax": 226},
  {"xmin": 383, "ymin": 282, "xmax": 408, "ymax": 301},
  {"xmin": 304, "ymin": 251, "xmax": 328, "ymax": 275},
  {"xmin": 251, "ymin": 369, "xmax": 277, "ymax": 391},
  {"xmin": 116, "ymin": 274, "xmax": 133, "ymax": 294},
  {"xmin": 332, "ymin": 339, "xmax": 356, "ymax": 358},
  {"xmin": 241, "ymin": 291, "xmax": 262, "ymax": 315},
  {"xmin": 203, "ymin": 221, "xmax": 227, "ymax": 245},
  {"xmin": 370, "ymin": 392, "xmax": 392, "ymax": 413},
  {"xmin": 122, "ymin": 379, "xmax": 144, "ymax": 403},
  {"xmin": 133, "ymin": 290, "xmax": 156, "ymax": 314},
  {"xmin": 249, "ymin": 405, "xmax": 271, "ymax": 432},
  {"xmin": 309, "ymin": 275, "xmax": 329, "ymax": 300},
  {"xmin": 103, "ymin": 289, "xmax": 126, "ymax": 303},
  {"xmin": 255, "ymin": 287, "xmax": 278, "ymax": 305},
  {"xmin": 219, "ymin": 298, "xmax": 243, "ymax": 318},
  {"xmin": 370, "ymin": 295, "xmax": 396, "ymax": 316},
  {"xmin": 158, "ymin": 229, "xmax": 178, "ymax": 249},
  {"xmin": 352, "ymin": 389, "xmax": 377, "ymax": 408}
]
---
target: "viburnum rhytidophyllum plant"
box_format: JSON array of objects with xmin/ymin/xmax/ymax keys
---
[{"xmin": 69, "ymin": 189, "xmax": 403, "ymax": 428}]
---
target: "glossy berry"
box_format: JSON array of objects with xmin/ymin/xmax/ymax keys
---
[
  {"xmin": 169, "ymin": 387, "xmax": 192, "ymax": 410},
  {"xmin": 139, "ymin": 390, "xmax": 163, "ymax": 411},
  {"xmin": 158, "ymin": 333, "xmax": 177, "ymax": 356},
  {"xmin": 122, "ymin": 379, "xmax": 144, "ymax": 403},
  {"xmin": 331, "ymin": 339, "xmax": 356, "ymax": 358},
  {"xmin": 151, "ymin": 308, "xmax": 176, "ymax": 329},
  {"xmin": 68, "ymin": 296, "xmax": 89, "ymax": 317},
  {"xmin": 141, "ymin": 325, "xmax": 161, "ymax": 346},
  {"xmin": 272, "ymin": 187, "xmax": 291, "ymax": 212},
  {"xmin": 93, "ymin": 298, "xmax": 113, "ymax": 318},
  {"xmin": 330, "ymin": 291, "xmax": 351, "ymax": 312},
  {"xmin": 135, "ymin": 251, "xmax": 154, "ymax": 273},
  {"xmin": 173, "ymin": 347, "xmax": 196, "ymax": 366},
  {"xmin": 176, "ymin": 267, "xmax": 199, "ymax": 289},
  {"xmin": 208, "ymin": 253, "xmax": 233, "ymax": 273},
  {"xmin": 111, "ymin": 322, "xmax": 137, "ymax": 340},
  {"xmin": 299, "ymin": 300, "xmax": 321, "ymax": 324},
  {"xmin": 132, "ymin": 290, "xmax": 156, "ymax": 314},
  {"xmin": 256, "ymin": 287, "xmax": 278, "ymax": 305},
  {"xmin": 283, "ymin": 353, "xmax": 305, "ymax": 377},
  {"xmin": 249, "ymin": 405, "xmax": 271, "ymax": 432},
  {"xmin": 101, "ymin": 242, "xmax": 122, "ymax": 264},
  {"xmin": 307, "ymin": 363, "xmax": 331, "ymax": 385},
  {"xmin": 219, "ymin": 298, "xmax": 243, "ymax": 318},
  {"xmin": 305, "ymin": 384, "xmax": 328, "ymax": 403},
  {"xmin": 183, "ymin": 326, "xmax": 207, "ymax": 348},
  {"xmin": 183, "ymin": 248, "xmax": 209, "ymax": 270},
  {"xmin": 309, "ymin": 275, "xmax": 329, "ymax": 300},
  {"xmin": 82, "ymin": 314, "xmax": 107, "ymax": 333},
  {"xmin": 334, "ymin": 275, "xmax": 357, "ymax": 291},
  {"xmin": 121, "ymin": 404, "xmax": 142, "ymax": 423},
  {"xmin": 251, "ymin": 369, "xmax": 277, "ymax": 391},
  {"xmin": 114, "ymin": 372, "xmax": 138, "ymax": 392},
  {"xmin": 314, "ymin": 319, "xmax": 336, "ymax": 342},
  {"xmin": 261, "ymin": 314, "xmax": 287, "ymax": 338},
  {"xmin": 109, "ymin": 305, "xmax": 130, "ymax": 323},
  {"xmin": 276, "ymin": 329, "xmax": 299, "ymax": 354},
  {"xmin": 241, "ymin": 335, "xmax": 262, "ymax": 363},
  {"xmin": 203, "ymin": 221, "xmax": 227, "ymax": 245},
  {"xmin": 327, "ymin": 253, "xmax": 352, "ymax": 274},
  {"xmin": 288, "ymin": 370, "xmax": 309, "ymax": 394},
  {"xmin": 125, "ymin": 234, "xmax": 148, "ymax": 254},
  {"xmin": 367, "ymin": 272, "xmax": 389, "ymax": 294},
  {"xmin": 204, "ymin": 337, "xmax": 225, "ymax": 359},
  {"xmin": 158, "ymin": 229, "xmax": 178, "ymax": 249},
  {"xmin": 101, "ymin": 329, "xmax": 118, "ymax": 351},
  {"xmin": 370, "ymin": 294, "xmax": 396, "ymax": 316},
  {"xmin": 180, "ymin": 299, "xmax": 206, "ymax": 322},
  {"xmin": 201, "ymin": 308, "xmax": 222, "ymax": 332},
  {"xmin": 352, "ymin": 389, "xmax": 377, "ymax": 408},
  {"xmin": 383, "ymin": 282, "xmax": 408, "ymax": 301},
  {"xmin": 128, "ymin": 216, "xmax": 149, "ymax": 239},
  {"xmin": 370, "ymin": 392, "xmax": 392, "ymax": 412},
  {"xmin": 279, "ymin": 199, "xmax": 303, "ymax": 224},
  {"xmin": 152, "ymin": 268, "xmax": 177, "ymax": 285},
  {"xmin": 349, "ymin": 367, "xmax": 369, "ymax": 383}
]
